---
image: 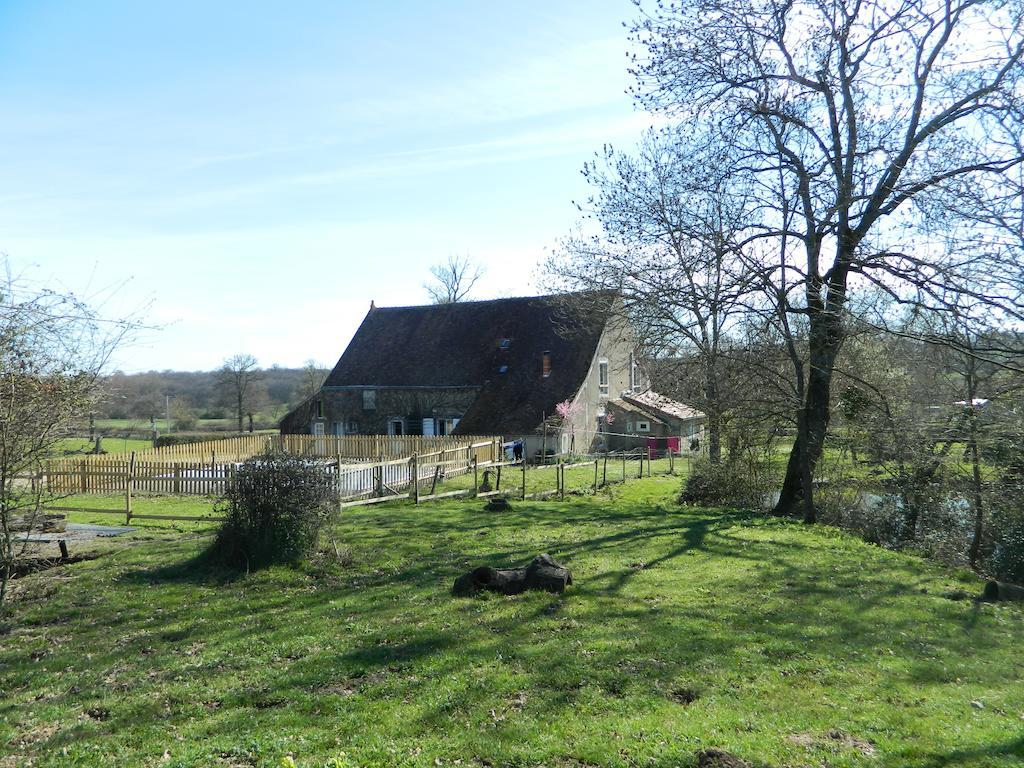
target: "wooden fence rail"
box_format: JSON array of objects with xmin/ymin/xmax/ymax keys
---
[{"xmin": 45, "ymin": 436, "xmax": 502, "ymax": 497}]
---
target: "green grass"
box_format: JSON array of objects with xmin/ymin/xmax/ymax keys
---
[
  {"xmin": 55, "ymin": 437, "xmax": 155, "ymax": 456},
  {"xmin": 64, "ymin": 494, "xmax": 221, "ymax": 532},
  {"xmin": 2, "ymin": 476, "xmax": 1023, "ymax": 768}
]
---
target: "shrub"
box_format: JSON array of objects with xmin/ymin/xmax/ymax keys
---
[
  {"xmin": 211, "ymin": 452, "xmax": 335, "ymax": 569},
  {"xmin": 986, "ymin": 478, "xmax": 1024, "ymax": 583},
  {"xmin": 679, "ymin": 457, "xmax": 769, "ymax": 509},
  {"xmin": 155, "ymin": 432, "xmax": 264, "ymax": 448}
]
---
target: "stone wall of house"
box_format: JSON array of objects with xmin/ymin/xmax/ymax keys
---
[
  {"xmin": 559, "ymin": 315, "xmax": 647, "ymax": 454},
  {"xmin": 301, "ymin": 387, "xmax": 480, "ymax": 436}
]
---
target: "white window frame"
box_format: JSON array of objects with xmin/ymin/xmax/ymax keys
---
[
  {"xmin": 388, "ymin": 417, "xmax": 404, "ymax": 436},
  {"xmin": 312, "ymin": 422, "xmax": 325, "ymax": 436},
  {"xmin": 637, "ymin": 420, "xmax": 651, "ymax": 433},
  {"xmin": 598, "ymin": 358, "xmax": 609, "ymax": 396},
  {"xmin": 363, "ymin": 389, "xmax": 376, "ymax": 410},
  {"xmin": 629, "ymin": 352, "xmax": 638, "ymax": 391}
]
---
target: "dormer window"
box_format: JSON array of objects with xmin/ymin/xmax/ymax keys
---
[{"xmin": 542, "ymin": 351, "xmax": 552, "ymax": 378}]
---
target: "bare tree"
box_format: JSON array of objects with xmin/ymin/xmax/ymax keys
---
[
  {"xmin": 631, "ymin": 0, "xmax": 1024, "ymax": 521},
  {"xmin": 547, "ymin": 129, "xmax": 757, "ymax": 463},
  {"xmin": 217, "ymin": 354, "xmax": 263, "ymax": 433},
  {"xmin": 424, "ymin": 254, "xmax": 484, "ymax": 304},
  {"xmin": 0, "ymin": 267, "xmax": 136, "ymax": 606},
  {"xmin": 298, "ymin": 359, "xmax": 328, "ymax": 401}
]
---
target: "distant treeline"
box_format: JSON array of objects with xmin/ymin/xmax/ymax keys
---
[{"xmin": 97, "ymin": 365, "xmax": 327, "ymax": 427}]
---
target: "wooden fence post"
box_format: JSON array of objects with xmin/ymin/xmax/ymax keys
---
[
  {"xmin": 521, "ymin": 459, "xmax": 527, "ymax": 500},
  {"xmin": 125, "ymin": 451, "xmax": 136, "ymax": 525},
  {"xmin": 174, "ymin": 463, "xmax": 182, "ymax": 494},
  {"xmin": 496, "ymin": 464, "xmax": 502, "ymax": 491},
  {"xmin": 593, "ymin": 460, "xmax": 599, "ymax": 493},
  {"xmin": 559, "ymin": 462, "xmax": 565, "ymax": 500},
  {"xmin": 412, "ymin": 453, "xmax": 420, "ymax": 503},
  {"xmin": 669, "ymin": 447, "xmax": 675, "ymax": 474},
  {"xmin": 602, "ymin": 452, "xmax": 608, "ymax": 486},
  {"xmin": 638, "ymin": 451, "xmax": 644, "ymax": 479},
  {"xmin": 80, "ymin": 459, "xmax": 88, "ymax": 494},
  {"xmin": 374, "ymin": 457, "xmax": 383, "ymax": 497},
  {"xmin": 472, "ymin": 457, "xmax": 479, "ymax": 497}
]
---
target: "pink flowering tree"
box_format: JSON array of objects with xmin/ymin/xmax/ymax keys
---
[{"xmin": 555, "ymin": 398, "xmax": 584, "ymax": 454}]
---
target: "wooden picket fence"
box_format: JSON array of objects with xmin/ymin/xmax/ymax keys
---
[
  {"xmin": 111, "ymin": 433, "xmax": 274, "ymax": 463},
  {"xmin": 49, "ymin": 433, "xmax": 502, "ymax": 476},
  {"xmin": 274, "ymin": 434, "xmax": 500, "ymax": 460},
  {"xmin": 36, "ymin": 446, "xmax": 676, "ymax": 526},
  {"xmin": 44, "ymin": 436, "xmax": 502, "ymax": 497}
]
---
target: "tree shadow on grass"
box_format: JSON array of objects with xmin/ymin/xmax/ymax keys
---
[
  {"xmin": 120, "ymin": 546, "xmax": 247, "ymax": 586},
  {"xmin": 911, "ymin": 735, "xmax": 1024, "ymax": 768}
]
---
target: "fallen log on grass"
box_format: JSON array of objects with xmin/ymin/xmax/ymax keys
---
[
  {"xmin": 982, "ymin": 580, "xmax": 1024, "ymax": 602},
  {"xmin": 452, "ymin": 554, "xmax": 572, "ymax": 596}
]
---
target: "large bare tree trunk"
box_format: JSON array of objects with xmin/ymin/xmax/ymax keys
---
[
  {"xmin": 705, "ymin": 374, "xmax": 722, "ymax": 464},
  {"xmin": 773, "ymin": 308, "xmax": 843, "ymax": 522}
]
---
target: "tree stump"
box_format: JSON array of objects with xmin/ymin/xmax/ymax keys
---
[
  {"xmin": 479, "ymin": 469, "xmax": 494, "ymax": 493},
  {"xmin": 982, "ymin": 580, "xmax": 1024, "ymax": 602},
  {"xmin": 452, "ymin": 554, "xmax": 572, "ymax": 596}
]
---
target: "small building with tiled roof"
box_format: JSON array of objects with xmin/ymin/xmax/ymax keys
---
[
  {"xmin": 603, "ymin": 390, "xmax": 705, "ymax": 452},
  {"xmin": 280, "ymin": 292, "xmax": 650, "ymax": 458}
]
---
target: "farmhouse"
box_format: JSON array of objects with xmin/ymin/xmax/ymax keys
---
[{"xmin": 280, "ymin": 293, "xmax": 702, "ymax": 458}]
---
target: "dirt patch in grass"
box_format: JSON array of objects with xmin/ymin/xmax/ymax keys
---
[
  {"xmin": 696, "ymin": 748, "xmax": 750, "ymax": 768},
  {"xmin": 10, "ymin": 552, "xmax": 103, "ymax": 578},
  {"xmin": 669, "ymin": 687, "xmax": 699, "ymax": 705},
  {"xmin": 788, "ymin": 729, "xmax": 876, "ymax": 756},
  {"xmin": 314, "ymin": 669, "xmax": 389, "ymax": 697},
  {"xmin": 84, "ymin": 706, "xmax": 110, "ymax": 722}
]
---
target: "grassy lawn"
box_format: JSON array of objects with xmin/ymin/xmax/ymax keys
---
[
  {"xmin": 2, "ymin": 476, "xmax": 1022, "ymax": 767},
  {"xmin": 55, "ymin": 437, "xmax": 155, "ymax": 456},
  {"xmin": 64, "ymin": 495, "xmax": 222, "ymax": 532}
]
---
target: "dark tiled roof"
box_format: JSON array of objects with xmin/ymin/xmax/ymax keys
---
[
  {"xmin": 323, "ymin": 293, "xmax": 612, "ymax": 434},
  {"xmin": 607, "ymin": 398, "xmax": 667, "ymax": 425},
  {"xmin": 623, "ymin": 391, "xmax": 704, "ymax": 421}
]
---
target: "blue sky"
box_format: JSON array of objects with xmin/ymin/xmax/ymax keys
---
[{"xmin": 0, "ymin": 1, "xmax": 653, "ymax": 372}]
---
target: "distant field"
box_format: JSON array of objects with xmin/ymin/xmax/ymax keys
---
[
  {"xmin": 93, "ymin": 415, "xmax": 285, "ymax": 432},
  {"xmin": 54, "ymin": 437, "xmax": 154, "ymax": 456}
]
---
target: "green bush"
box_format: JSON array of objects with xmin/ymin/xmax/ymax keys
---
[
  {"xmin": 155, "ymin": 432, "xmax": 263, "ymax": 448},
  {"xmin": 679, "ymin": 457, "xmax": 769, "ymax": 509},
  {"xmin": 211, "ymin": 452, "xmax": 335, "ymax": 569},
  {"xmin": 986, "ymin": 479, "xmax": 1024, "ymax": 584}
]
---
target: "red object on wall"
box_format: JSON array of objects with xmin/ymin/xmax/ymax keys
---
[{"xmin": 647, "ymin": 436, "xmax": 681, "ymax": 459}]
